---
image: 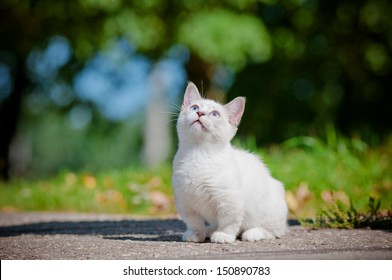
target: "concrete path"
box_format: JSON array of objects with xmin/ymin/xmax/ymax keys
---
[{"xmin": 0, "ymin": 212, "xmax": 391, "ymax": 260}]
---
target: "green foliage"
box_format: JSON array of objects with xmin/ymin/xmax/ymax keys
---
[
  {"xmin": 18, "ymin": 110, "xmax": 143, "ymax": 177},
  {"xmin": 0, "ymin": 165, "xmax": 174, "ymax": 216},
  {"xmin": 103, "ymin": 9, "xmax": 167, "ymax": 52},
  {"xmin": 1, "ymin": 134, "xmax": 391, "ymax": 219},
  {"xmin": 2, "ymin": 0, "xmax": 392, "ymax": 180},
  {"xmin": 1, "ymin": 0, "xmax": 391, "ymax": 217},
  {"xmin": 228, "ymin": 0, "xmax": 392, "ymax": 144},
  {"xmin": 178, "ymin": 9, "xmax": 272, "ymax": 69},
  {"xmin": 302, "ymin": 197, "xmax": 392, "ymax": 229},
  {"xmin": 235, "ymin": 130, "xmax": 392, "ymax": 216}
]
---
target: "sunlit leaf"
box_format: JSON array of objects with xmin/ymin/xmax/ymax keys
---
[{"xmin": 178, "ymin": 9, "xmax": 272, "ymax": 69}]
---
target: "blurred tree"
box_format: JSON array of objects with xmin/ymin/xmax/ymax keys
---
[
  {"xmin": 0, "ymin": 0, "xmax": 273, "ymax": 179},
  {"xmin": 0, "ymin": 0, "xmax": 108, "ymax": 180},
  {"xmin": 228, "ymin": 0, "xmax": 392, "ymax": 143},
  {"xmin": 1, "ymin": 0, "xmax": 391, "ymax": 179}
]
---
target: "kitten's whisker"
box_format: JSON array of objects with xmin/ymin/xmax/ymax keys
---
[
  {"xmin": 167, "ymin": 106, "xmax": 181, "ymax": 113},
  {"xmin": 201, "ymin": 79, "xmax": 204, "ymax": 98},
  {"xmin": 154, "ymin": 110, "xmax": 179, "ymax": 116},
  {"xmin": 166, "ymin": 116, "xmax": 179, "ymax": 127},
  {"xmin": 217, "ymin": 92, "xmax": 225, "ymax": 104},
  {"xmin": 169, "ymin": 100, "xmax": 183, "ymax": 111}
]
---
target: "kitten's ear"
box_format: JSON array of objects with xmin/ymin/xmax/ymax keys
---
[
  {"xmin": 224, "ymin": 97, "xmax": 246, "ymax": 126},
  {"xmin": 183, "ymin": 82, "xmax": 202, "ymax": 108}
]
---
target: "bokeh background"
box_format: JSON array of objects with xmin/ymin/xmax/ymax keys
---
[{"xmin": 1, "ymin": 0, "xmax": 391, "ymax": 218}]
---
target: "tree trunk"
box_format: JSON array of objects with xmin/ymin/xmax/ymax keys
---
[
  {"xmin": 0, "ymin": 62, "xmax": 26, "ymax": 181},
  {"xmin": 185, "ymin": 53, "xmax": 213, "ymax": 97},
  {"xmin": 142, "ymin": 64, "xmax": 171, "ymax": 168}
]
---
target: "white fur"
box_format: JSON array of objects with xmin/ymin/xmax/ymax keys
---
[{"xmin": 172, "ymin": 82, "xmax": 288, "ymax": 243}]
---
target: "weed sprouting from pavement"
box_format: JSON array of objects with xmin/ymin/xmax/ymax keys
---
[{"xmin": 301, "ymin": 197, "xmax": 392, "ymax": 229}]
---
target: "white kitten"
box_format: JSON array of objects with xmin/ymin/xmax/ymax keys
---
[{"xmin": 172, "ymin": 82, "xmax": 288, "ymax": 243}]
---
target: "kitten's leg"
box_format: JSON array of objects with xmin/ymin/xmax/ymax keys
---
[
  {"xmin": 210, "ymin": 208, "xmax": 242, "ymax": 244},
  {"xmin": 181, "ymin": 209, "xmax": 207, "ymax": 243},
  {"xmin": 241, "ymin": 227, "xmax": 275, "ymax": 242},
  {"xmin": 205, "ymin": 223, "xmax": 217, "ymax": 238}
]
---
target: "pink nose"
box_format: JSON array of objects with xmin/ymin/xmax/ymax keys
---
[{"xmin": 197, "ymin": 111, "xmax": 205, "ymax": 117}]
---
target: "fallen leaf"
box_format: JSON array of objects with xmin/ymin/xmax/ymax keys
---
[
  {"xmin": 285, "ymin": 191, "xmax": 299, "ymax": 212},
  {"xmin": 295, "ymin": 182, "xmax": 312, "ymax": 203},
  {"xmin": 335, "ymin": 191, "xmax": 350, "ymax": 206},
  {"xmin": 150, "ymin": 190, "xmax": 171, "ymax": 213},
  {"xmin": 321, "ymin": 190, "xmax": 334, "ymax": 204},
  {"xmin": 83, "ymin": 175, "xmax": 96, "ymax": 189}
]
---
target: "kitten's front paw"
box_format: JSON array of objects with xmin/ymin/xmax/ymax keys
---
[
  {"xmin": 182, "ymin": 229, "xmax": 205, "ymax": 243},
  {"xmin": 242, "ymin": 227, "xmax": 274, "ymax": 242},
  {"xmin": 210, "ymin": 231, "xmax": 236, "ymax": 244}
]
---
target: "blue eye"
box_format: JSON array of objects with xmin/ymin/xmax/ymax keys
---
[
  {"xmin": 190, "ymin": 104, "xmax": 199, "ymax": 111},
  {"xmin": 210, "ymin": 111, "xmax": 220, "ymax": 118}
]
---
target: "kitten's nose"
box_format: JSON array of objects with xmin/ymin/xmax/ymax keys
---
[{"xmin": 197, "ymin": 111, "xmax": 205, "ymax": 117}]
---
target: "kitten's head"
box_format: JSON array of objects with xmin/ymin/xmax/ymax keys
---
[{"xmin": 177, "ymin": 82, "xmax": 245, "ymax": 146}]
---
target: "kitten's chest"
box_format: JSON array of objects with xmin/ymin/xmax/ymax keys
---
[{"xmin": 172, "ymin": 148, "xmax": 240, "ymax": 190}]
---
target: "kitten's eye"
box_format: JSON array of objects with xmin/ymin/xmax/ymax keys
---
[
  {"xmin": 190, "ymin": 104, "xmax": 199, "ymax": 111},
  {"xmin": 210, "ymin": 111, "xmax": 220, "ymax": 118}
]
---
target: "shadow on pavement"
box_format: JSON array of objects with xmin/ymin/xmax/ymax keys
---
[
  {"xmin": 0, "ymin": 219, "xmax": 185, "ymax": 241},
  {"xmin": 0, "ymin": 218, "xmax": 300, "ymax": 242}
]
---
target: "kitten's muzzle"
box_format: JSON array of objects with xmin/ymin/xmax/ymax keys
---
[{"xmin": 191, "ymin": 118, "xmax": 207, "ymax": 130}]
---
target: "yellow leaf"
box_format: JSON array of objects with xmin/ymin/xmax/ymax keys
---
[
  {"xmin": 285, "ymin": 191, "xmax": 299, "ymax": 212},
  {"xmin": 83, "ymin": 175, "xmax": 96, "ymax": 189}
]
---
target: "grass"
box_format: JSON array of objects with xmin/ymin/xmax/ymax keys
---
[
  {"xmin": 1, "ymin": 133, "xmax": 391, "ymax": 227},
  {"xmin": 301, "ymin": 197, "xmax": 392, "ymax": 229},
  {"xmin": 0, "ymin": 166, "xmax": 176, "ymax": 217},
  {"xmin": 236, "ymin": 132, "xmax": 392, "ymax": 226}
]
